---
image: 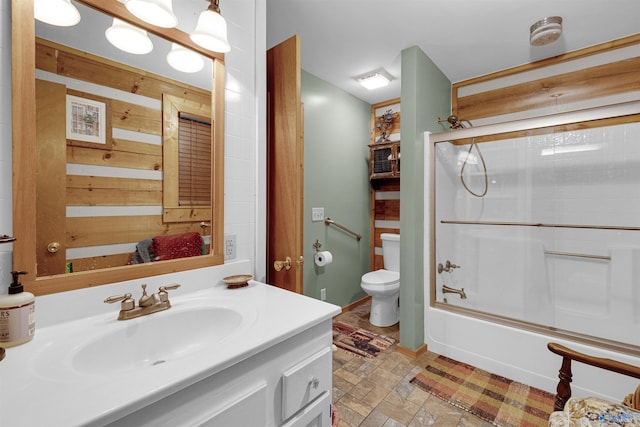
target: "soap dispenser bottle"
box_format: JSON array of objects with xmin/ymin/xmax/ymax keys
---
[{"xmin": 0, "ymin": 271, "xmax": 35, "ymax": 348}]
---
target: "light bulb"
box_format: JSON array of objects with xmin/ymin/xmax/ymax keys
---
[
  {"xmin": 190, "ymin": 7, "xmax": 230, "ymax": 53},
  {"xmin": 125, "ymin": 0, "xmax": 177, "ymax": 28},
  {"xmin": 34, "ymin": 0, "xmax": 81, "ymax": 27},
  {"xmin": 105, "ymin": 18, "xmax": 153, "ymax": 55},
  {"xmin": 167, "ymin": 43, "xmax": 205, "ymax": 73}
]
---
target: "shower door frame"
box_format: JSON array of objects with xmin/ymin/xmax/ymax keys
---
[{"xmin": 427, "ymin": 99, "xmax": 640, "ymax": 356}]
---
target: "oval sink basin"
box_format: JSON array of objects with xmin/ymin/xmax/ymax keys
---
[{"xmin": 72, "ymin": 306, "xmax": 245, "ymax": 375}]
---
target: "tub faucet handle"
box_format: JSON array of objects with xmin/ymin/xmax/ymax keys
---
[
  {"xmin": 437, "ymin": 260, "xmax": 461, "ymax": 273},
  {"xmin": 446, "ymin": 260, "xmax": 460, "ymax": 270}
]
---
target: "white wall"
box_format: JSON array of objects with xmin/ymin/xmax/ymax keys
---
[
  {"xmin": 0, "ymin": 1, "xmax": 266, "ymax": 293},
  {"xmin": 223, "ymin": 0, "xmax": 266, "ymax": 278}
]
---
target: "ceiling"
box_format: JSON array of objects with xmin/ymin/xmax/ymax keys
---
[{"xmin": 266, "ymin": 0, "xmax": 640, "ymax": 105}]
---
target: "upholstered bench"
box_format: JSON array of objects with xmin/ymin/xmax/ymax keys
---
[{"xmin": 548, "ymin": 343, "xmax": 640, "ymax": 426}]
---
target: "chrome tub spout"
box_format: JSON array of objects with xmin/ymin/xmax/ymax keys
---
[{"xmin": 442, "ymin": 284, "xmax": 467, "ymax": 299}]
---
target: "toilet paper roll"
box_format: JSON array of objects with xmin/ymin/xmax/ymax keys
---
[{"xmin": 314, "ymin": 251, "xmax": 333, "ymax": 267}]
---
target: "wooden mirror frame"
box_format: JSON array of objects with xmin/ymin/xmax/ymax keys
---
[{"xmin": 12, "ymin": 0, "xmax": 225, "ymax": 295}]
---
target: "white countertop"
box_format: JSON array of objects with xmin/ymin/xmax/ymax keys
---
[{"xmin": 0, "ymin": 263, "xmax": 340, "ymax": 427}]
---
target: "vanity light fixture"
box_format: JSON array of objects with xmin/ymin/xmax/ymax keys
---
[
  {"xmin": 190, "ymin": 0, "xmax": 231, "ymax": 53},
  {"xmin": 356, "ymin": 70, "xmax": 392, "ymax": 90},
  {"xmin": 167, "ymin": 43, "xmax": 205, "ymax": 73},
  {"xmin": 125, "ymin": 0, "xmax": 178, "ymax": 28},
  {"xmin": 34, "ymin": 0, "xmax": 81, "ymax": 27},
  {"xmin": 530, "ymin": 16, "xmax": 563, "ymax": 46},
  {"xmin": 105, "ymin": 18, "xmax": 154, "ymax": 55}
]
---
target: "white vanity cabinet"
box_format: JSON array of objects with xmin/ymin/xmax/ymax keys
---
[{"xmin": 105, "ymin": 320, "xmax": 334, "ymax": 427}]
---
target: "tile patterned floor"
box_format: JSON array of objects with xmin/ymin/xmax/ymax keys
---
[{"xmin": 332, "ymin": 300, "xmax": 494, "ymax": 427}]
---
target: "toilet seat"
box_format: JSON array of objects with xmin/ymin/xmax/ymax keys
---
[
  {"xmin": 361, "ymin": 270, "xmax": 399, "ymax": 294},
  {"xmin": 361, "ymin": 269, "xmax": 399, "ymax": 286}
]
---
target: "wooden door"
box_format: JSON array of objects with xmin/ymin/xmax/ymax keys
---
[
  {"xmin": 266, "ymin": 35, "xmax": 304, "ymax": 293},
  {"xmin": 35, "ymin": 79, "xmax": 67, "ymax": 275}
]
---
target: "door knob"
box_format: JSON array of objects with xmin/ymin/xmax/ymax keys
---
[
  {"xmin": 274, "ymin": 256, "xmax": 292, "ymax": 271},
  {"xmin": 47, "ymin": 242, "xmax": 61, "ymax": 253}
]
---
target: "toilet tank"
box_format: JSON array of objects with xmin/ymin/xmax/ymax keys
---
[{"xmin": 381, "ymin": 233, "xmax": 400, "ymax": 272}]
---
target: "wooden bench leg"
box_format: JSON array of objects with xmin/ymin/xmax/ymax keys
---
[{"xmin": 555, "ymin": 356, "xmax": 573, "ymax": 412}]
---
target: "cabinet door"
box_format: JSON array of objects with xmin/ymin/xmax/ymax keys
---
[
  {"xmin": 370, "ymin": 145, "xmax": 394, "ymax": 178},
  {"xmin": 199, "ymin": 382, "xmax": 267, "ymax": 426},
  {"xmin": 370, "ymin": 142, "xmax": 400, "ymax": 179},
  {"xmin": 281, "ymin": 391, "xmax": 331, "ymax": 427}
]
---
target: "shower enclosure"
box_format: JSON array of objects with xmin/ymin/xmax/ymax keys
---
[{"xmin": 431, "ymin": 103, "xmax": 640, "ymax": 354}]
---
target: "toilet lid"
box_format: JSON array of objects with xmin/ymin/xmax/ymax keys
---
[{"xmin": 362, "ymin": 269, "xmax": 399, "ymax": 286}]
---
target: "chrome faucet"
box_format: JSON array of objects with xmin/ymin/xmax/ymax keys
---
[
  {"xmin": 104, "ymin": 283, "xmax": 181, "ymax": 320},
  {"xmin": 442, "ymin": 284, "xmax": 467, "ymax": 299}
]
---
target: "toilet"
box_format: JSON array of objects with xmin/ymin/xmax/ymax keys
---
[{"xmin": 361, "ymin": 233, "xmax": 400, "ymax": 327}]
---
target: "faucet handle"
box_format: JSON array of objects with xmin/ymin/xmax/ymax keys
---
[
  {"xmin": 158, "ymin": 284, "xmax": 180, "ymax": 302},
  {"xmin": 104, "ymin": 293, "xmax": 132, "ymax": 304},
  {"xmin": 104, "ymin": 293, "xmax": 135, "ymax": 310}
]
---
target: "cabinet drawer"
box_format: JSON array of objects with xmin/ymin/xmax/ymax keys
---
[
  {"xmin": 281, "ymin": 391, "xmax": 331, "ymax": 427},
  {"xmin": 281, "ymin": 347, "xmax": 332, "ymax": 421}
]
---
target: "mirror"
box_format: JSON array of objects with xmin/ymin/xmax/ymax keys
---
[{"xmin": 12, "ymin": 0, "xmax": 225, "ymax": 295}]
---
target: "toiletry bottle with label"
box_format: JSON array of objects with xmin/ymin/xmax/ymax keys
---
[{"xmin": 0, "ymin": 271, "xmax": 35, "ymax": 348}]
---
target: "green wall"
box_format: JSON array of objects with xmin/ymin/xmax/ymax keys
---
[
  {"xmin": 301, "ymin": 70, "xmax": 372, "ymax": 307},
  {"xmin": 399, "ymin": 46, "xmax": 451, "ymax": 350}
]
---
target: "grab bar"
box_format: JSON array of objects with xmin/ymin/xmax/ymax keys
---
[
  {"xmin": 544, "ymin": 250, "xmax": 611, "ymax": 261},
  {"xmin": 324, "ymin": 218, "xmax": 362, "ymax": 241}
]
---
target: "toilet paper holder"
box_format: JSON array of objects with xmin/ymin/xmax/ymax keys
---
[{"xmin": 312, "ymin": 240, "xmax": 333, "ymax": 267}]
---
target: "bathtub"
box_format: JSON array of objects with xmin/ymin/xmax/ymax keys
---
[{"xmin": 425, "ymin": 123, "xmax": 640, "ymax": 404}]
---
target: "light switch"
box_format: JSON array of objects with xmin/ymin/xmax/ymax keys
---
[{"xmin": 311, "ymin": 208, "xmax": 324, "ymax": 222}]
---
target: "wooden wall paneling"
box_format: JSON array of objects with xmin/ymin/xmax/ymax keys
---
[
  {"xmin": 66, "ymin": 215, "xmax": 201, "ymax": 248},
  {"xmin": 370, "ymin": 98, "xmax": 400, "ymax": 141},
  {"xmin": 111, "ymin": 99, "xmax": 162, "ymax": 135},
  {"xmin": 162, "ymin": 207, "xmax": 211, "ymax": 223},
  {"xmin": 66, "ymin": 176, "xmax": 162, "ymax": 206},
  {"xmin": 456, "ymin": 57, "xmax": 640, "ymax": 120},
  {"xmin": 70, "ymin": 253, "xmax": 134, "ymax": 272},
  {"xmin": 371, "ymin": 179, "xmax": 400, "ymax": 192},
  {"xmin": 373, "ymin": 121, "xmax": 401, "ymax": 140},
  {"xmin": 374, "ymin": 198, "xmax": 400, "ymax": 220},
  {"xmin": 373, "ymin": 255, "xmax": 384, "ymax": 271},
  {"xmin": 454, "ymin": 33, "xmax": 640, "ymax": 92},
  {"xmin": 110, "ymin": 138, "xmax": 162, "ymax": 156},
  {"xmin": 66, "ymin": 144, "xmax": 162, "ymax": 170},
  {"xmin": 36, "ymin": 38, "xmax": 210, "ymax": 106}
]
